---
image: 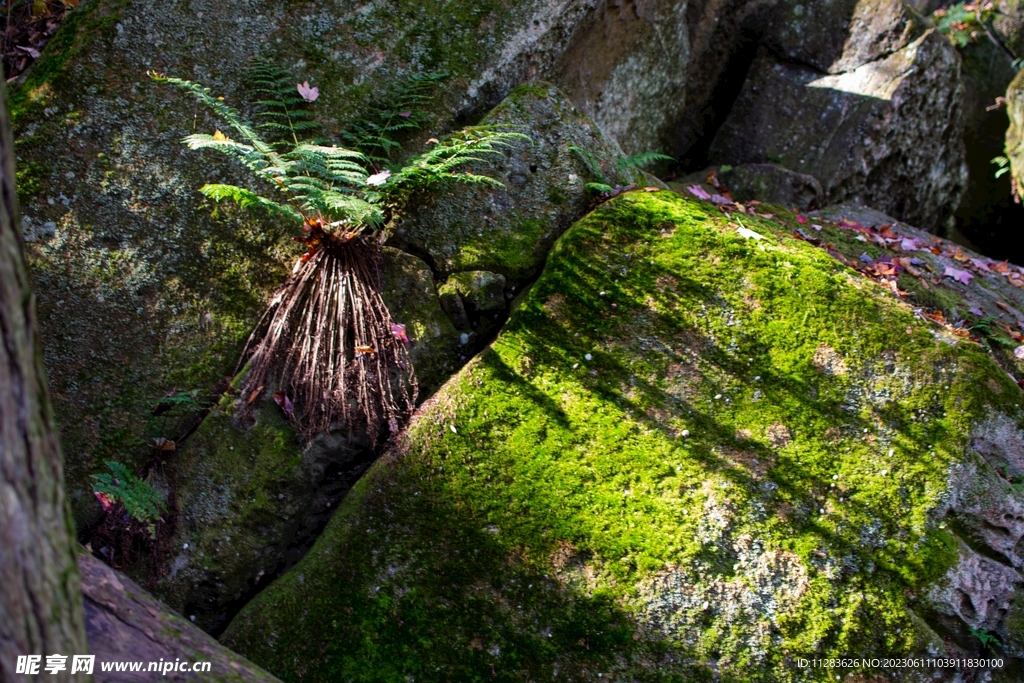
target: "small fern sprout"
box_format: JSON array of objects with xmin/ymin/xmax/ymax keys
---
[
  {"xmin": 91, "ymin": 461, "xmax": 165, "ymax": 524},
  {"xmin": 570, "ymin": 146, "xmax": 672, "ymax": 197}
]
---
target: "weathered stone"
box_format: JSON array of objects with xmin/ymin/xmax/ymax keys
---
[
  {"xmin": 709, "ymin": 28, "xmax": 966, "ymax": 230},
  {"xmin": 720, "ymin": 163, "xmax": 825, "ymax": 211},
  {"xmin": 996, "ymin": 0, "xmax": 1024, "ymax": 59},
  {"xmin": 223, "ymin": 192, "xmax": 1024, "ymax": 680},
  {"xmin": 674, "ymin": 0, "xmax": 920, "ymax": 162},
  {"xmin": 437, "ymin": 290, "xmax": 471, "ymax": 333},
  {"xmin": 80, "ymin": 552, "xmax": 281, "ymax": 682},
  {"xmin": 441, "ymin": 271, "xmax": 508, "ymax": 313},
  {"xmin": 760, "ymin": 0, "xmax": 918, "ymax": 74},
  {"xmin": 390, "ymin": 82, "xmax": 640, "ymax": 282},
  {"xmin": 551, "ymin": 0, "xmax": 690, "ymax": 154}
]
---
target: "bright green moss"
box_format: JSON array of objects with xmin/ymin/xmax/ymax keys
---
[{"xmin": 224, "ymin": 192, "xmax": 1017, "ymax": 681}]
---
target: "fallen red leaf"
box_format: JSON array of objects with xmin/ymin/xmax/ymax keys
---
[
  {"xmin": 272, "ymin": 391, "xmax": 295, "ymax": 419},
  {"xmin": 94, "ymin": 491, "xmax": 114, "ymax": 513}
]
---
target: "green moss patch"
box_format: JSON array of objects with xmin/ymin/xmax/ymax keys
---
[{"xmin": 223, "ymin": 192, "xmax": 1018, "ymax": 681}]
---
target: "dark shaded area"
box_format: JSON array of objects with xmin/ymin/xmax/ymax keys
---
[
  {"xmin": 192, "ymin": 442, "xmax": 377, "ymax": 637},
  {"xmin": 954, "ymin": 38, "xmax": 1024, "ymax": 265},
  {"xmin": 675, "ymin": 30, "xmax": 761, "ymax": 173}
]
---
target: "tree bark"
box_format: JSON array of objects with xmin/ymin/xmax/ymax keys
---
[
  {"xmin": 79, "ymin": 553, "xmax": 284, "ymax": 683},
  {"xmin": 0, "ymin": 71, "xmax": 89, "ymax": 681}
]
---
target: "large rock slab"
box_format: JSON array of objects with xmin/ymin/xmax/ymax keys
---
[
  {"xmin": 550, "ymin": 0, "xmax": 690, "ymax": 154},
  {"xmin": 223, "ymin": 191, "xmax": 1023, "ymax": 681},
  {"xmin": 709, "ymin": 27, "xmax": 966, "ymax": 230}
]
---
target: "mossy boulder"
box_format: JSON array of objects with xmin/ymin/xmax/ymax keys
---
[
  {"xmin": 390, "ymin": 82, "xmax": 641, "ymax": 283},
  {"xmin": 223, "ymin": 191, "xmax": 1023, "ymax": 681}
]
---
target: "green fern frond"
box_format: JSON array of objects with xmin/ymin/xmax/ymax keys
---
[
  {"xmin": 247, "ymin": 60, "xmax": 319, "ymax": 145},
  {"xmin": 153, "ymin": 74, "xmax": 278, "ymax": 157},
  {"xmin": 618, "ymin": 151, "xmax": 674, "ymax": 171},
  {"xmin": 386, "ymin": 126, "xmax": 527, "ymax": 201},
  {"xmin": 340, "ymin": 72, "xmax": 448, "ymax": 164},
  {"xmin": 156, "ymin": 66, "xmax": 530, "ymax": 235},
  {"xmin": 91, "ymin": 461, "xmax": 165, "ymax": 524},
  {"xmin": 200, "ymin": 184, "xmax": 304, "ymax": 222}
]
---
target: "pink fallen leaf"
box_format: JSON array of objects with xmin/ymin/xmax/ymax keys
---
[
  {"xmin": 1015, "ymin": 346, "xmax": 1024, "ymax": 361},
  {"xmin": 943, "ymin": 266, "xmax": 974, "ymax": 285},
  {"xmin": 969, "ymin": 307, "xmax": 984, "ymax": 316},
  {"xmin": 900, "ymin": 237, "xmax": 922, "ymax": 251},
  {"xmin": 16, "ymin": 45, "xmax": 41, "ymax": 58},
  {"xmin": 366, "ymin": 170, "xmax": 391, "ymax": 187},
  {"xmin": 272, "ymin": 391, "xmax": 295, "ymax": 420},
  {"xmin": 710, "ymin": 194, "xmax": 732, "ymax": 205},
  {"xmin": 686, "ymin": 185, "xmax": 711, "ymax": 200},
  {"xmin": 398, "ymin": 111, "xmax": 412, "ymax": 118},
  {"xmin": 297, "ymin": 81, "xmax": 319, "ymax": 102},
  {"xmin": 94, "ymin": 491, "xmax": 115, "ymax": 513},
  {"xmin": 969, "ymin": 258, "xmax": 991, "ymax": 272},
  {"xmin": 795, "ymin": 215, "xmax": 806, "ymax": 224},
  {"xmin": 391, "ymin": 323, "xmax": 410, "ymax": 343}
]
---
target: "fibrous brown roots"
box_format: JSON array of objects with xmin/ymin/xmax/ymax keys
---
[{"xmin": 236, "ymin": 236, "xmax": 417, "ymax": 442}]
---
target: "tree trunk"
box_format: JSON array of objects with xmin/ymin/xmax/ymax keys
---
[
  {"xmin": 79, "ymin": 553, "xmax": 284, "ymax": 683},
  {"xmin": 0, "ymin": 71, "xmax": 89, "ymax": 681}
]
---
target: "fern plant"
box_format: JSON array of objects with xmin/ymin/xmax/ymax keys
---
[
  {"xmin": 91, "ymin": 461, "xmax": 165, "ymax": 524},
  {"xmin": 249, "ymin": 60, "xmax": 320, "ymax": 145},
  {"xmin": 151, "ymin": 66, "xmax": 527, "ymax": 441},
  {"xmin": 569, "ymin": 145, "xmax": 672, "ymax": 194},
  {"xmin": 339, "ymin": 71, "xmax": 448, "ymax": 167},
  {"xmin": 969, "ymin": 625, "xmax": 1002, "ymax": 651},
  {"xmin": 993, "ymin": 155, "xmax": 1011, "ymax": 179},
  {"xmin": 933, "ymin": 2, "xmax": 999, "ymax": 48}
]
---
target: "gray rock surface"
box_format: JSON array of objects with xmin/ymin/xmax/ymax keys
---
[
  {"xmin": 709, "ymin": 28, "xmax": 966, "ymax": 230},
  {"xmin": 551, "ymin": 0, "xmax": 690, "ymax": 154},
  {"xmin": 390, "ymin": 82, "xmax": 641, "ymax": 282},
  {"xmin": 722, "ymin": 163, "xmax": 825, "ymax": 211}
]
